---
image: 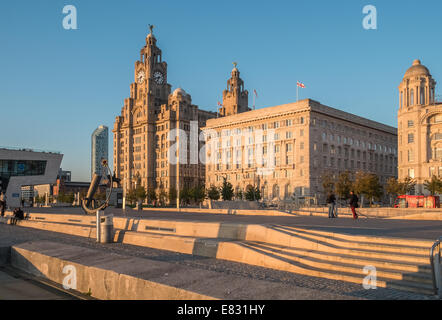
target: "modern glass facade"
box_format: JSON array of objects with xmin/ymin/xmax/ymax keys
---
[
  {"xmin": 0, "ymin": 160, "xmax": 47, "ymax": 176},
  {"xmin": 0, "ymin": 160, "xmax": 47, "ymax": 192},
  {"xmin": 91, "ymin": 125, "xmax": 109, "ymax": 179}
]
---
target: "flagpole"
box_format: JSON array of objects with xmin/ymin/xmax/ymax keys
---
[
  {"xmin": 296, "ymin": 82, "xmax": 299, "ymax": 102},
  {"xmin": 253, "ymin": 90, "xmax": 255, "ymax": 110}
]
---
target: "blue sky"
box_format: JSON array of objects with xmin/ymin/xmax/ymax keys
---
[{"xmin": 1, "ymin": 0, "xmax": 441, "ymax": 181}]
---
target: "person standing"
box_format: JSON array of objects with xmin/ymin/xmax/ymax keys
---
[
  {"xmin": 326, "ymin": 192, "xmax": 336, "ymax": 218},
  {"xmin": 349, "ymin": 191, "xmax": 359, "ymax": 220},
  {"xmin": 0, "ymin": 192, "xmax": 5, "ymax": 217}
]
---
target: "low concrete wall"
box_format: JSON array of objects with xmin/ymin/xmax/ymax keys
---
[
  {"xmin": 10, "ymin": 241, "xmax": 215, "ymax": 300},
  {"xmin": 0, "ymin": 247, "xmax": 10, "ymax": 266}
]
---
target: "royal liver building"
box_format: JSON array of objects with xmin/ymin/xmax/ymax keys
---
[{"xmin": 112, "ymin": 27, "xmax": 215, "ymax": 197}]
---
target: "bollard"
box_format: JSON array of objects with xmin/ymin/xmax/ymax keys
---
[
  {"xmin": 436, "ymin": 253, "xmax": 442, "ymax": 298},
  {"xmin": 96, "ymin": 210, "xmax": 101, "ymax": 243},
  {"xmin": 100, "ymin": 215, "xmax": 114, "ymax": 244}
]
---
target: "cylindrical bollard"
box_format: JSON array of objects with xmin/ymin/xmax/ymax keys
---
[{"xmin": 100, "ymin": 215, "xmax": 114, "ymax": 244}]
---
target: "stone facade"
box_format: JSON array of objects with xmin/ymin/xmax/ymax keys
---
[
  {"xmin": 112, "ymin": 29, "xmax": 216, "ymax": 196},
  {"xmin": 204, "ymin": 99, "xmax": 398, "ymax": 202},
  {"xmin": 398, "ymin": 59, "xmax": 442, "ymax": 194}
]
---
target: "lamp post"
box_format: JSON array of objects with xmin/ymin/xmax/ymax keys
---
[{"xmin": 176, "ymin": 121, "xmax": 180, "ymax": 211}]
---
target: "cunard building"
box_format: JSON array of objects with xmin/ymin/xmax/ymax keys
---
[
  {"xmin": 204, "ymin": 66, "xmax": 398, "ymax": 202},
  {"xmin": 112, "ymin": 27, "xmax": 216, "ymax": 196}
]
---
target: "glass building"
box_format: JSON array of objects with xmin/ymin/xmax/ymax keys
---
[
  {"xmin": 91, "ymin": 125, "xmax": 109, "ymax": 179},
  {"xmin": 0, "ymin": 147, "xmax": 63, "ymax": 208}
]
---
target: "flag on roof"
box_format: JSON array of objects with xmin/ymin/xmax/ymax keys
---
[{"xmin": 297, "ymin": 81, "xmax": 305, "ymax": 88}]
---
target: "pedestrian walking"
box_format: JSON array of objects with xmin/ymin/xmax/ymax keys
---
[
  {"xmin": 326, "ymin": 192, "xmax": 337, "ymax": 218},
  {"xmin": 349, "ymin": 191, "xmax": 359, "ymax": 220}
]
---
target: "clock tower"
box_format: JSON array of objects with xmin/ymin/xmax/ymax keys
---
[{"xmin": 135, "ymin": 25, "xmax": 171, "ymax": 114}]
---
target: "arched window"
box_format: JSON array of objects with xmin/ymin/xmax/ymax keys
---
[
  {"xmin": 420, "ymin": 88, "xmax": 425, "ymax": 105},
  {"xmin": 400, "ymin": 91, "xmax": 403, "ymax": 108},
  {"xmin": 410, "ymin": 89, "xmax": 414, "ymax": 106}
]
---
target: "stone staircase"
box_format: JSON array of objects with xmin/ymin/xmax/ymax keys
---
[{"xmin": 115, "ymin": 224, "xmax": 435, "ymax": 295}]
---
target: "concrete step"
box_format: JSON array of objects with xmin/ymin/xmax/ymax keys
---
[
  {"xmin": 242, "ymin": 242, "xmax": 433, "ymax": 285},
  {"xmin": 275, "ymin": 225, "xmax": 434, "ymax": 248},
  {"xmin": 248, "ymin": 242, "xmax": 432, "ymax": 274},
  {"xmin": 269, "ymin": 225, "xmax": 430, "ymax": 256}
]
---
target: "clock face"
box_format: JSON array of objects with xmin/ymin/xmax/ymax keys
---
[
  {"xmin": 153, "ymin": 71, "xmax": 164, "ymax": 85},
  {"xmin": 137, "ymin": 70, "xmax": 145, "ymax": 84}
]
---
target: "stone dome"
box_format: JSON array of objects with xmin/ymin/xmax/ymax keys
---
[
  {"xmin": 172, "ymin": 88, "xmax": 188, "ymax": 97},
  {"xmin": 404, "ymin": 59, "xmax": 430, "ymax": 78}
]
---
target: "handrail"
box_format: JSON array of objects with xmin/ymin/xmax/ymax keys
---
[{"xmin": 430, "ymin": 237, "xmax": 441, "ymax": 295}]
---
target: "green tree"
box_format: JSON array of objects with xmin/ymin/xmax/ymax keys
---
[
  {"xmin": 335, "ymin": 171, "xmax": 353, "ymax": 199},
  {"xmin": 386, "ymin": 177, "xmax": 402, "ymax": 197},
  {"xmin": 158, "ymin": 188, "xmax": 168, "ymax": 206},
  {"xmin": 400, "ymin": 177, "xmax": 416, "ymax": 195},
  {"xmin": 423, "ymin": 175, "xmax": 442, "ymax": 195},
  {"xmin": 321, "ymin": 172, "xmax": 335, "ymax": 196},
  {"xmin": 221, "ymin": 177, "xmax": 234, "ymax": 201},
  {"xmin": 179, "ymin": 187, "xmax": 191, "ymax": 205},
  {"xmin": 135, "ymin": 184, "xmax": 147, "ymax": 203},
  {"xmin": 245, "ymin": 185, "xmax": 261, "ymax": 201},
  {"xmin": 353, "ymin": 172, "xmax": 383, "ymax": 205},
  {"xmin": 168, "ymin": 187, "xmax": 177, "ymax": 204},
  {"xmin": 235, "ymin": 189, "xmax": 243, "ymax": 200},
  {"xmin": 207, "ymin": 185, "xmax": 220, "ymax": 200},
  {"xmin": 146, "ymin": 187, "xmax": 157, "ymax": 204},
  {"xmin": 190, "ymin": 185, "xmax": 206, "ymax": 205},
  {"xmin": 126, "ymin": 187, "xmax": 137, "ymax": 205}
]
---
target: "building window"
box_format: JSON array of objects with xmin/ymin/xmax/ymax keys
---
[
  {"xmin": 434, "ymin": 148, "xmax": 442, "ymax": 160},
  {"xmin": 408, "ymin": 150, "xmax": 414, "ymax": 162},
  {"xmin": 408, "ymin": 133, "xmax": 414, "ymax": 143},
  {"xmin": 408, "ymin": 120, "xmax": 414, "ymax": 128},
  {"xmin": 410, "ymin": 89, "xmax": 414, "ymax": 106}
]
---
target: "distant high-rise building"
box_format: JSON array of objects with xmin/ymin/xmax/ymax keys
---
[{"xmin": 91, "ymin": 125, "xmax": 108, "ymax": 179}]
